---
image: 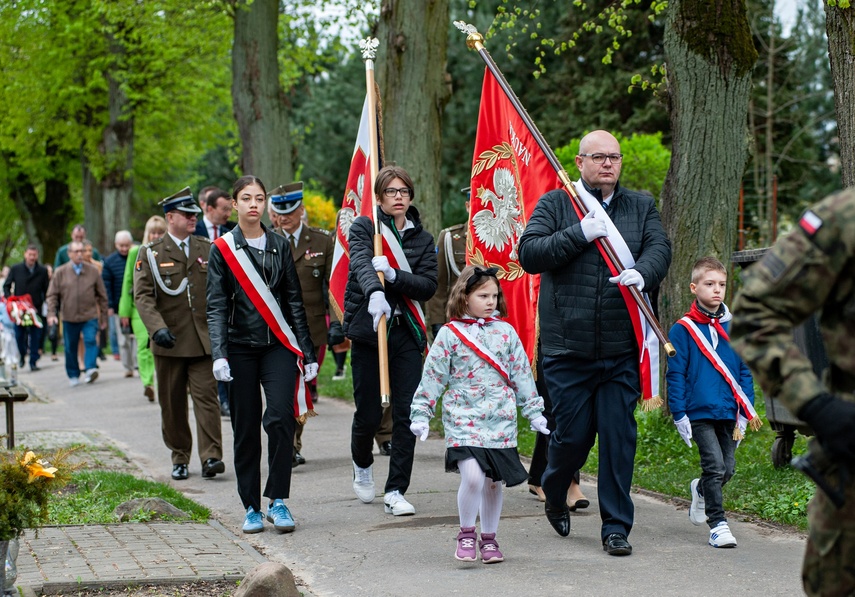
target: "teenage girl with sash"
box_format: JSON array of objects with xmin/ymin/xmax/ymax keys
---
[
  {"xmin": 206, "ymin": 175, "xmax": 319, "ymax": 534},
  {"xmin": 343, "ymin": 165, "xmax": 438, "ymax": 517},
  {"xmin": 409, "ymin": 265, "xmax": 549, "ymax": 563}
]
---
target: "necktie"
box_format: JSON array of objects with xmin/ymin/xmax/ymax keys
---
[
  {"xmin": 179, "ymin": 241, "xmax": 187, "ymax": 257},
  {"xmin": 602, "ymin": 201, "xmax": 609, "ymax": 212},
  {"xmin": 212, "ymin": 226, "xmax": 218, "ymax": 240},
  {"xmin": 291, "ymin": 235, "xmax": 297, "ymax": 251}
]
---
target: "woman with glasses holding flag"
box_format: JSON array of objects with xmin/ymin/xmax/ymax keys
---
[
  {"xmin": 343, "ymin": 165, "xmax": 438, "ymax": 517},
  {"xmin": 206, "ymin": 175, "xmax": 319, "ymax": 535}
]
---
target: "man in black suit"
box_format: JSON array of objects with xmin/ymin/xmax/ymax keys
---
[
  {"xmin": 194, "ymin": 187, "xmax": 235, "ymax": 240},
  {"xmin": 3, "ymin": 244, "xmax": 50, "ymax": 371}
]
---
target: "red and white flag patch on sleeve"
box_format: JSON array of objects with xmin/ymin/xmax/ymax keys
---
[{"xmin": 799, "ymin": 210, "xmax": 823, "ymax": 235}]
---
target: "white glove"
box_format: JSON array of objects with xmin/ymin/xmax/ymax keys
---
[
  {"xmin": 736, "ymin": 414, "xmax": 748, "ymax": 449},
  {"xmin": 212, "ymin": 358, "xmax": 233, "ymax": 382},
  {"xmin": 580, "ymin": 210, "xmax": 608, "ymax": 242},
  {"xmin": 304, "ymin": 362, "xmax": 319, "ymax": 382},
  {"xmin": 372, "ymin": 256, "xmax": 397, "ymax": 283},
  {"xmin": 410, "ymin": 421, "xmax": 429, "ymax": 441},
  {"xmin": 674, "ymin": 415, "xmax": 692, "ymax": 447},
  {"xmin": 609, "ymin": 268, "xmax": 645, "ymax": 291},
  {"xmin": 530, "ymin": 415, "xmax": 550, "ymax": 435},
  {"xmin": 367, "ymin": 291, "xmax": 391, "ymax": 332}
]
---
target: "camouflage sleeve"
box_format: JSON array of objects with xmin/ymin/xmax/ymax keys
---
[{"xmin": 731, "ymin": 190, "xmax": 855, "ymax": 414}]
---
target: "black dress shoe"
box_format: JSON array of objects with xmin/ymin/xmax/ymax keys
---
[
  {"xmin": 293, "ymin": 451, "xmax": 306, "ymax": 466},
  {"xmin": 603, "ymin": 533, "xmax": 632, "ymax": 556},
  {"xmin": 172, "ymin": 464, "xmax": 189, "ymax": 480},
  {"xmin": 379, "ymin": 441, "xmax": 391, "ymax": 456},
  {"xmin": 220, "ymin": 403, "xmax": 231, "ymax": 418},
  {"xmin": 201, "ymin": 458, "xmax": 225, "ymax": 479},
  {"xmin": 544, "ymin": 500, "xmax": 571, "ymax": 537},
  {"xmin": 30, "ymin": 365, "xmax": 41, "ymax": 372}
]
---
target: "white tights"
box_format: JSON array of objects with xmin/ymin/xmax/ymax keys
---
[{"xmin": 457, "ymin": 457, "xmax": 503, "ymax": 534}]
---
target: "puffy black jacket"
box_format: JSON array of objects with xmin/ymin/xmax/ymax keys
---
[
  {"xmin": 518, "ymin": 183, "xmax": 671, "ymax": 359},
  {"xmin": 206, "ymin": 224, "xmax": 316, "ymax": 363},
  {"xmin": 343, "ymin": 206, "xmax": 437, "ymax": 351}
]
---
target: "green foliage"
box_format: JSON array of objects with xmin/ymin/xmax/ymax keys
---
[
  {"xmin": 554, "ymin": 132, "xmax": 671, "ymax": 197},
  {"xmin": 0, "ymin": 446, "xmax": 76, "ymax": 540},
  {"xmin": 48, "ymin": 471, "xmax": 210, "ymax": 525}
]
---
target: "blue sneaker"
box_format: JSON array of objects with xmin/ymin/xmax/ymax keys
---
[
  {"xmin": 267, "ymin": 499, "xmax": 296, "ymax": 533},
  {"xmin": 242, "ymin": 506, "xmax": 264, "ymax": 534}
]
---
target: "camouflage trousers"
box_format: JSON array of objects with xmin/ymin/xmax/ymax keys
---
[{"xmin": 803, "ymin": 468, "xmax": 855, "ymax": 596}]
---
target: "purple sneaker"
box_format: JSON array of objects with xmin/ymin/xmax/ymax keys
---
[
  {"xmin": 479, "ymin": 533, "xmax": 504, "ymax": 564},
  {"xmin": 455, "ymin": 526, "xmax": 477, "ymax": 562}
]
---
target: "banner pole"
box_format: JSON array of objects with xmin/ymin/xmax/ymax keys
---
[{"xmin": 360, "ymin": 37, "xmax": 391, "ymax": 407}]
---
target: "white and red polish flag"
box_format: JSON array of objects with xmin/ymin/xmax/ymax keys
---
[{"xmin": 329, "ymin": 95, "xmax": 380, "ymax": 322}]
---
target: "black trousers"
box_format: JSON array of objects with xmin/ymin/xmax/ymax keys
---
[
  {"xmin": 542, "ymin": 353, "xmax": 639, "ymax": 539},
  {"xmin": 351, "ymin": 324, "xmax": 421, "ymax": 495},
  {"xmin": 228, "ymin": 342, "xmax": 297, "ymax": 512},
  {"xmin": 527, "ymin": 354, "xmax": 581, "ymax": 488}
]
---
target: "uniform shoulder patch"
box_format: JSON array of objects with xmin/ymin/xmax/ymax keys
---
[
  {"xmin": 758, "ymin": 250, "xmax": 787, "ymax": 281},
  {"xmin": 197, "ymin": 235, "xmax": 212, "ymax": 243},
  {"xmin": 144, "ymin": 238, "xmax": 164, "ymax": 249},
  {"xmin": 799, "ymin": 210, "xmax": 823, "ymax": 236},
  {"xmin": 310, "ymin": 226, "xmax": 331, "ymax": 236}
]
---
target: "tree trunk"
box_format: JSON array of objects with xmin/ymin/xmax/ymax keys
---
[
  {"xmin": 98, "ymin": 45, "xmax": 134, "ymax": 252},
  {"xmin": 374, "ymin": 0, "xmax": 451, "ymax": 236},
  {"xmin": 82, "ymin": 153, "xmax": 103, "ymax": 252},
  {"xmin": 825, "ymin": 3, "xmax": 855, "ymax": 187},
  {"xmin": 231, "ymin": 0, "xmax": 292, "ymax": 186},
  {"xmin": 660, "ymin": 0, "xmax": 757, "ymax": 330}
]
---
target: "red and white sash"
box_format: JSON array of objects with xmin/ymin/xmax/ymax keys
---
[
  {"xmin": 677, "ymin": 317, "xmax": 759, "ymax": 423},
  {"xmin": 568, "ymin": 181, "xmax": 660, "ymax": 405},
  {"xmin": 379, "ymin": 221, "xmax": 428, "ymax": 340},
  {"xmin": 446, "ymin": 319, "xmax": 510, "ymax": 384},
  {"xmin": 214, "ymin": 233, "xmax": 314, "ymax": 418}
]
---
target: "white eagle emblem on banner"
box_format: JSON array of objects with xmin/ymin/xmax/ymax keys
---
[{"xmin": 472, "ymin": 167, "xmax": 524, "ymax": 260}]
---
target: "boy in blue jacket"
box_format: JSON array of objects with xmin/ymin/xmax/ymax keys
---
[{"xmin": 666, "ymin": 257, "xmax": 759, "ymax": 548}]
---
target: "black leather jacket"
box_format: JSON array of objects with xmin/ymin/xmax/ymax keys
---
[{"xmin": 206, "ymin": 224, "xmax": 316, "ymax": 363}]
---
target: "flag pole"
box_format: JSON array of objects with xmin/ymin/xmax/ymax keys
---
[
  {"xmin": 454, "ymin": 22, "xmax": 675, "ymax": 358},
  {"xmin": 360, "ymin": 37, "xmax": 391, "ymax": 407}
]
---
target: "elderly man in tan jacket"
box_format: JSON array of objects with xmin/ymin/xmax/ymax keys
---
[{"xmin": 46, "ymin": 240, "xmax": 109, "ymax": 386}]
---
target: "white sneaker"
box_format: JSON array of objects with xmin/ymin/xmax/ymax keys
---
[
  {"xmin": 69, "ymin": 377, "xmax": 80, "ymax": 387},
  {"xmin": 709, "ymin": 521, "xmax": 737, "ymax": 548},
  {"xmin": 384, "ymin": 490, "xmax": 415, "ymax": 516},
  {"xmin": 352, "ymin": 461, "xmax": 375, "ymax": 503},
  {"xmin": 84, "ymin": 368, "xmax": 99, "ymax": 384},
  {"xmin": 689, "ymin": 478, "xmax": 707, "ymax": 526}
]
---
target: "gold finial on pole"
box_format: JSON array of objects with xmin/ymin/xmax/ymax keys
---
[{"xmin": 453, "ymin": 20, "xmax": 485, "ymax": 51}]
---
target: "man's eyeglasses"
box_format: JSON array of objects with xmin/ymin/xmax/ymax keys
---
[
  {"xmin": 383, "ymin": 187, "xmax": 412, "ymax": 198},
  {"xmin": 174, "ymin": 211, "xmax": 197, "ymax": 219},
  {"xmin": 578, "ymin": 153, "xmax": 623, "ymax": 164}
]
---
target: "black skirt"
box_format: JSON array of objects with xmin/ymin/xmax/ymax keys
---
[{"xmin": 445, "ymin": 446, "xmax": 528, "ymax": 487}]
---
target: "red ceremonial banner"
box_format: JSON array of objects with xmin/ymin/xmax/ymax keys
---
[
  {"xmin": 329, "ymin": 96, "xmax": 378, "ymax": 322},
  {"xmin": 468, "ymin": 67, "xmax": 561, "ymax": 361}
]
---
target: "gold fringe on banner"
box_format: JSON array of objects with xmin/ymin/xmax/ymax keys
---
[{"xmin": 639, "ymin": 395, "xmax": 663, "ymax": 412}]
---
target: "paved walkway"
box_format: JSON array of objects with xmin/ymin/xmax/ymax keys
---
[
  {"xmin": 16, "ymin": 521, "xmax": 265, "ymax": 594},
  {"xmin": 6, "ymin": 356, "xmax": 808, "ymax": 596}
]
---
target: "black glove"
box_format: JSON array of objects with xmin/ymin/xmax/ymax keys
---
[
  {"xmin": 152, "ymin": 327, "xmax": 176, "ymax": 349},
  {"xmin": 327, "ymin": 321, "xmax": 345, "ymax": 347},
  {"xmin": 798, "ymin": 393, "xmax": 855, "ymax": 462}
]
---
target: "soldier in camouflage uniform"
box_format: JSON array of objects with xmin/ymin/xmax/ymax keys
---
[{"xmin": 731, "ymin": 188, "xmax": 855, "ymax": 597}]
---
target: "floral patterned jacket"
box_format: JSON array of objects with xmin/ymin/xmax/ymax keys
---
[{"xmin": 410, "ymin": 318, "xmax": 544, "ymax": 449}]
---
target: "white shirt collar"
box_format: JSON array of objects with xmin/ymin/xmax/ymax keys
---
[
  {"xmin": 285, "ymin": 223, "xmax": 303, "ymax": 242},
  {"xmin": 167, "ymin": 232, "xmax": 190, "ymax": 255}
]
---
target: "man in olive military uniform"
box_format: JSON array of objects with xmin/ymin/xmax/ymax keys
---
[
  {"xmin": 731, "ymin": 188, "xmax": 855, "ymax": 597},
  {"xmin": 269, "ymin": 182, "xmax": 333, "ymax": 465},
  {"xmin": 426, "ymin": 186, "xmax": 470, "ymax": 338},
  {"xmin": 134, "ymin": 187, "xmax": 225, "ymax": 481}
]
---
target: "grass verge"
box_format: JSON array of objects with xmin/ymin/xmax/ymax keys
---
[{"xmin": 49, "ymin": 471, "xmax": 210, "ymax": 525}]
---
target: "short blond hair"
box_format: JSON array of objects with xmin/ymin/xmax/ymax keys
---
[{"xmin": 691, "ymin": 256, "xmax": 727, "ymax": 284}]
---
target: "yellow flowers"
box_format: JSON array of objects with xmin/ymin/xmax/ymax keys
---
[{"xmin": 21, "ymin": 451, "xmax": 58, "ymax": 482}]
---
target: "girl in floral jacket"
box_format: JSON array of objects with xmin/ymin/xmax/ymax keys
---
[{"xmin": 410, "ymin": 265, "xmax": 548, "ymax": 564}]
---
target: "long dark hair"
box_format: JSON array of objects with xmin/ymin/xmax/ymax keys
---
[{"xmin": 232, "ymin": 175, "xmax": 266, "ymax": 200}]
